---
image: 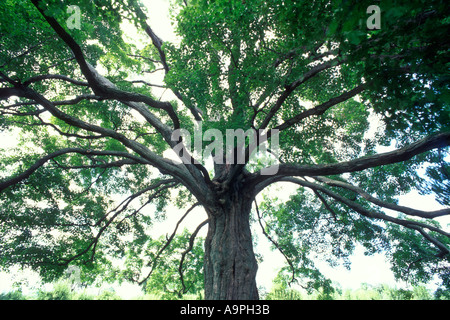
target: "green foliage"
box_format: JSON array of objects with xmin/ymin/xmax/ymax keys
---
[
  {"xmin": 340, "ymin": 283, "xmax": 435, "ymax": 300},
  {"xmin": 257, "ymin": 189, "xmax": 390, "ymax": 291},
  {"xmin": 1, "ymin": 279, "xmax": 441, "ymax": 300},
  {"xmin": 0, "ymin": 0, "xmax": 449, "ymax": 299},
  {"xmin": 262, "ymin": 282, "xmax": 438, "ymax": 300},
  {"xmin": 386, "ymin": 218, "xmax": 450, "ymax": 289},
  {"xmin": 36, "ymin": 282, "xmax": 72, "ymax": 300},
  {"xmin": 95, "ymin": 289, "xmax": 122, "ymax": 300},
  {"xmin": 0, "ymin": 290, "xmax": 27, "ymax": 300},
  {"xmin": 141, "ymin": 229, "xmax": 205, "ymax": 300},
  {"xmin": 264, "ymin": 287, "xmax": 303, "ymax": 300}
]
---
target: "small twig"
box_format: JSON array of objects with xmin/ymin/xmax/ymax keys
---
[
  {"xmin": 312, "ymin": 189, "xmax": 338, "ymax": 222},
  {"xmin": 129, "ymin": 80, "xmax": 166, "ymax": 89}
]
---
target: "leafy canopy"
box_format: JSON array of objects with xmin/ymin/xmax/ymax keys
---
[{"xmin": 0, "ymin": 0, "xmax": 449, "ymax": 296}]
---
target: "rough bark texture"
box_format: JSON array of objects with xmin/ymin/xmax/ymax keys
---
[{"xmin": 204, "ymin": 192, "xmax": 259, "ymax": 300}]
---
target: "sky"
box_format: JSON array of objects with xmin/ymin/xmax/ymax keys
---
[{"xmin": 1, "ymin": 0, "xmax": 449, "ymax": 298}]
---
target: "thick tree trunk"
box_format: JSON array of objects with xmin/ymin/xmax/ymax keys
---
[{"xmin": 203, "ymin": 194, "xmax": 259, "ymax": 300}]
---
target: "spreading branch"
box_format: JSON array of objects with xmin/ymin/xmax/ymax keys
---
[
  {"xmin": 57, "ymin": 179, "xmax": 180, "ymax": 267},
  {"xmin": 313, "ymin": 176, "xmax": 450, "ymax": 219},
  {"xmin": 274, "ymin": 84, "xmax": 366, "ymax": 132},
  {"xmin": 251, "ymin": 131, "xmax": 450, "ymax": 189},
  {"xmin": 30, "ymin": 0, "xmax": 182, "ymax": 130},
  {"xmin": 259, "ymin": 57, "xmax": 346, "ymax": 130},
  {"xmin": 0, "ymin": 148, "xmax": 149, "ymax": 193},
  {"xmin": 23, "ymin": 74, "xmax": 89, "ymax": 87},
  {"xmin": 280, "ymin": 177, "xmax": 450, "ymax": 256},
  {"xmin": 1, "ymin": 81, "xmax": 206, "ymax": 197}
]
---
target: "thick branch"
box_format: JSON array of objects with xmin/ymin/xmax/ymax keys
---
[
  {"xmin": 250, "ymin": 131, "xmax": 450, "ymax": 188},
  {"xmin": 30, "ymin": 0, "xmax": 181, "ymax": 129},
  {"xmin": 120, "ymin": 101, "xmax": 211, "ymax": 186},
  {"xmin": 2, "ymin": 68, "xmax": 208, "ymax": 201},
  {"xmin": 314, "ymin": 176, "xmax": 450, "ymax": 219},
  {"xmin": 14, "ymin": 85, "xmax": 200, "ymax": 192},
  {"xmin": 235, "ymin": 85, "xmax": 365, "ymax": 179},
  {"xmin": 0, "ymin": 148, "xmax": 149, "ymax": 193},
  {"xmin": 30, "ymin": 0, "xmax": 103, "ymax": 94},
  {"xmin": 78, "ymin": 65, "xmax": 210, "ymax": 184},
  {"xmin": 0, "ymin": 87, "xmax": 23, "ymax": 100}
]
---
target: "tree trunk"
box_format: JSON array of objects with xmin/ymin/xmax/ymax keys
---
[{"xmin": 204, "ymin": 193, "xmax": 259, "ymax": 300}]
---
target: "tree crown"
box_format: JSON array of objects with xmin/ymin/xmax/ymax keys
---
[{"xmin": 0, "ymin": 0, "xmax": 449, "ymax": 296}]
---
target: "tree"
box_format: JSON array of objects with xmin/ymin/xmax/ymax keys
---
[{"xmin": 0, "ymin": 0, "xmax": 449, "ymax": 300}]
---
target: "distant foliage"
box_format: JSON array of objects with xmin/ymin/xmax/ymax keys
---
[
  {"xmin": 0, "ymin": 281, "xmax": 446, "ymax": 300},
  {"xmin": 261, "ymin": 282, "xmax": 442, "ymax": 300}
]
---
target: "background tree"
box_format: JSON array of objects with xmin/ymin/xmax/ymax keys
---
[{"xmin": 0, "ymin": 0, "xmax": 449, "ymax": 300}]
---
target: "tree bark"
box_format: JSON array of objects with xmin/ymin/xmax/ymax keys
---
[{"xmin": 203, "ymin": 192, "xmax": 259, "ymax": 300}]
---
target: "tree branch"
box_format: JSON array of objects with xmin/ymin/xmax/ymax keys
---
[
  {"xmin": 131, "ymin": 3, "xmax": 203, "ymax": 121},
  {"xmin": 115, "ymin": 182, "xmax": 179, "ymax": 228},
  {"xmin": 0, "ymin": 94, "xmax": 102, "ymax": 112},
  {"xmin": 313, "ymin": 176, "xmax": 450, "ymax": 219},
  {"xmin": 280, "ymin": 177, "xmax": 450, "ymax": 256},
  {"xmin": 259, "ymin": 57, "xmax": 345, "ymax": 130},
  {"xmin": 58, "ymin": 180, "xmax": 179, "ymax": 267},
  {"xmin": 0, "ymin": 148, "xmax": 149, "ymax": 193},
  {"xmin": 34, "ymin": 114, "xmax": 107, "ymax": 140},
  {"xmin": 250, "ymin": 131, "xmax": 450, "ymax": 188},
  {"xmin": 23, "ymin": 74, "xmax": 89, "ymax": 87},
  {"xmin": 128, "ymin": 80, "xmax": 166, "ymax": 89},
  {"xmin": 312, "ymin": 189, "xmax": 338, "ymax": 221},
  {"xmin": 274, "ymin": 84, "xmax": 366, "ymax": 132},
  {"xmin": 16, "ymin": 83, "xmax": 201, "ymax": 189},
  {"xmin": 51, "ymin": 158, "xmax": 138, "ymax": 170},
  {"xmin": 127, "ymin": 54, "xmax": 162, "ymax": 65},
  {"xmin": 96, "ymin": 179, "xmax": 177, "ymax": 226},
  {"xmin": 0, "ymin": 87, "xmax": 23, "ymax": 100},
  {"xmin": 61, "ymin": 64, "xmax": 210, "ymax": 185},
  {"xmin": 2, "ymin": 66, "xmax": 210, "ymax": 201},
  {"xmin": 30, "ymin": 0, "xmax": 182, "ymax": 130}
]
